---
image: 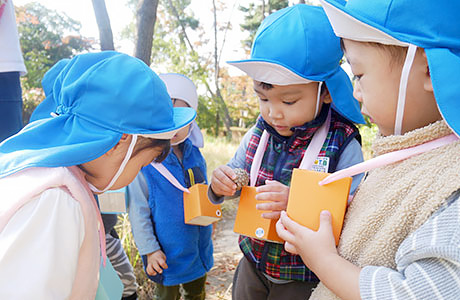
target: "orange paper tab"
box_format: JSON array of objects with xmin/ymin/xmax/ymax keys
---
[
  {"xmin": 287, "ymin": 169, "xmax": 351, "ymax": 245},
  {"xmin": 184, "ymin": 184, "xmax": 222, "ymax": 226},
  {"xmin": 233, "ymin": 186, "xmax": 283, "ymax": 243}
]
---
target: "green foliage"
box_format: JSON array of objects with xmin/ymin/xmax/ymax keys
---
[
  {"xmin": 239, "ymin": 0, "xmax": 289, "ymax": 51},
  {"xmin": 358, "ymin": 122, "xmax": 379, "ymax": 160},
  {"xmin": 16, "ymin": 2, "xmax": 94, "ymax": 90},
  {"xmin": 22, "ymin": 87, "xmax": 45, "ymax": 125}
]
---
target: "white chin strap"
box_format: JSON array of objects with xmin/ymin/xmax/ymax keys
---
[
  {"xmin": 314, "ymin": 82, "xmax": 323, "ymax": 118},
  {"xmin": 394, "ymin": 44, "xmax": 417, "ymax": 135},
  {"xmin": 89, "ymin": 134, "xmax": 138, "ymax": 193}
]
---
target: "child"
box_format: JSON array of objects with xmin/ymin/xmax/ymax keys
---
[
  {"xmin": 0, "ymin": 52, "xmax": 196, "ymax": 299},
  {"xmin": 209, "ymin": 5, "xmax": 365, "ymax": 299},
  {"xmin": 127, "ymin": 73, "xmax": 212, "ymax": 300},
  {"xmin": 276, "ymin": 0, "xmax": 460, "ymax": 299}
]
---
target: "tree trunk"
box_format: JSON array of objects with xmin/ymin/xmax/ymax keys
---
[
  {"xmin": 91, "ymin": 0, "xmax": 115, "ymax": 51},
  {"xmin": 212, "ymin": 0, "xmax": 232, "ymax": 139},
  {"xmin": 299, "ymin": 0, "xmax": 306, "ymax": 3},
  {"xmin": 262, "ymin": 0, "xmax": 265, "ymax": 20},
  {"xmin": 215, "ymin": 111, "xmax": 220, "ymax": 137},
  {"xmin": 134, "ymin": 0, "xmax": 159, "ymax": 65}
]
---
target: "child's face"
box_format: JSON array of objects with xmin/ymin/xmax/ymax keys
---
[
  {"xmin": 171, "ymin": 98, "xmax": 192, "ymax": 145},
  {"xmin": 81, "ymin": 135, "xmax": 165, "ymax": 192},
  {"xmin": 110, "ymin": 145, "xmax": 164, "ymax": 190},
  {"xmin": 254, "ymin": 81, "xmax": 331, "ymax": 137},
  {"xmin": 343, "ymin": 39, "xmax": 441, "ymax": 136}
]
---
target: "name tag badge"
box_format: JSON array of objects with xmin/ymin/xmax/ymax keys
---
[
  {"xmin": 311, "ymin": 157, "xmax": 329, "ymax": 173},
  {"xmin": 98, "ymin": 187, "xmax": 128, "ymax": 214}
]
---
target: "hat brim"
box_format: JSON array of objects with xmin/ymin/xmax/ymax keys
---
[
  {"xmin": 227, "ymin": 59, "xmax": 315, "ymax": 85},
  {"xmin": 138, "ymin": 107, "xmax": 196, "ymax": 139},
  {"xmin": 426, "ymin": 48, "xmax": 460, "ymax": 137},
  {"xmin": 320, "ymin": 0, "xmax": 408, "ymax": 46},
  {"xmin": 0, "ymin": 116, "xmax": 122, "ymax": 178},
  {"xmin": 0, "ymin": 107, "xmax": 196, "ymax": 178}
]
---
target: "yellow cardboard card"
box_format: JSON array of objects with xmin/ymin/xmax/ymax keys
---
[
  {"xmin": 287, "ymin": 169, "xmax": 351, "ymax": 245},
  {"xmin": 233, "ymin": 186, "xmax": 283, "ymax": 243},
  {"xmin": 184, "ymin": 184, "xmax": 222, "ymax": 226}
]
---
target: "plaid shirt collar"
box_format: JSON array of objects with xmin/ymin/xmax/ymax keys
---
[{"xmin": 259, "ymin": 103, "xmax": 330, "ymax": 151}]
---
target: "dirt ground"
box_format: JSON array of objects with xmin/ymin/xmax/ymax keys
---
[{"xmin": 206, "ymin": 199, "xmax": 243, "ymax": 300}]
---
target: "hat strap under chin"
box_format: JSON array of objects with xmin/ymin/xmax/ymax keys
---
[
  {"xmin": 89, "ymin": 134, "xmax": 138, "ymax": 193},
  {"xmin": 394, "ymin": 44, "xmax": 417, "ymax": 135},
  {"xmin": 314, "ymin": 81, "xmax": 323, "ymax": 118}
]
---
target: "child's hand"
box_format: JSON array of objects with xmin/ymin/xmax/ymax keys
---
[
  {"xmin": 146, "ymin": 250, "xmax": 168, "ymax": 276},
  {"xmin": 210, "ymin": 165, "xmax": 237, "ymax": 197},
  {"xmin": 276, "ymin": 210, "xmax": 337, "ymax": 272},
  {"xmin": 255, "ymin": 180, "xmax": 289, "ymax": 219}
]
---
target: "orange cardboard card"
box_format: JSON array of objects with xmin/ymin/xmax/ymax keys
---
[
  {"xmin": 287, "ymin": 169, "xmax": 351, "ymax": 245},
  {"xmin": 184, "ymin": 184, "xmax": 222, "ymax": 226},
  {"xmin": 233, "ymin": 186, "xmax": 283, "ymax": 243}
]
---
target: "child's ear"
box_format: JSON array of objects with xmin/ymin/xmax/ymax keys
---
[
  {"xmin": 321, "ymin": 91, "xmax": 332, "ymax": 104},
  {"xmin": 421, "ymin": 50, "xmax": 434, "ymax": 92},
  {"xmin": 105, "ymin": 134, "xmax": 130, "ymax": 156}
]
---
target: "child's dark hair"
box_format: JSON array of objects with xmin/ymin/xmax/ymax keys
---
[
  {"xmin": 258, "ymin": 81, "xmax": 328, "ymax": 94},
  {"xmin": 340, "ymin": 38, "xmax": 407, "ymax": 66},
  {"xmin": 134, "ymin": 136, "xmax": 170, "ymax": 163}
]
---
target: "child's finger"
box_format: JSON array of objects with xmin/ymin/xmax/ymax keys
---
[
  {"xmin": 152, "ymin": 261, "xmax": 164, "ymax": 274},
  {"xmin": 220, "ymin": 165, "xmax": 237, "ymax": 180},
  {"xmin": 256, "ymin": 201, "xmax": 285, "ymax": 212},
  {"xmin": 280, "ymin": 211, "xmax": 307, "ymax": 234},
  {"xmin": 261, "ymin": 211, "xmax": 281, "ymax": 219},
  {"xmin": 213, "ymin": 169, "xmax": 237, "ymax": 190},
  {"xmin": 256, "ymin": 192, "xmax": 286, "ymax": 202},
  {"xmin": 284, "ymin": 241, "xmax": 299, "ymax": 255},
  {"xmin": 276, "ymin": 217, "xmax": 296, "ymax": 242},
  {"xmin": 318, "ymin": 210, "xmax": 333, "ymax": 234},
  {"xmin": 256, "ymin": 181, "xmax": 285, "ymax": 193},
  {"xmin": 212, "ymin": 177, "xmax": 236, "ymax": 195},
  {"xmin": 146, "ymin": 264, "xmax": 157, "ymax": 276},
  {"xmin": 159, "ymin": 258, "xmax": 168, "ymax": 270}
]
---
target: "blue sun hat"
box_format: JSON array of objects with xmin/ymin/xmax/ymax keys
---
[
  {"xmin": 227, "ymin": 4, "xmax": 365, "ymax": 124},
  {"xmin": 0, "ymin": 51, "xmax": 196, "ymax": 182},
  {"xmin": 320, "ymin": 0, "xmax": 460, "ymax": 137}
]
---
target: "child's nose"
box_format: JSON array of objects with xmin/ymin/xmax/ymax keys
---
[
  {"xmin": 269, "ymin": 105, "xmax": 283, "ymax": 119},
  {"xmin": 353, "ymin": 82, "xmax": 363, "ymax": 103}
]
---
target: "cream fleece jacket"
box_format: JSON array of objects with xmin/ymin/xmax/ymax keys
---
[{"xmin": 310, "ymin": 120, "xmax": 460, "ymax": 300}]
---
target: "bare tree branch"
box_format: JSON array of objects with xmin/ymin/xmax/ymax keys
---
[{"xmin": 167, "ymin": 0, "xmax": 195, "ymax": 53}]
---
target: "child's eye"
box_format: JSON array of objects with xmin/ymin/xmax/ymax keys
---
[
  {"xmin": 259, "ymin": 98, "xmax": 269, "ymax": 102},
  {"xmin": 353, "ymin": 74, "xmax": 363, "ymax": 81},
  {"xmin": 282, "ymin": 100, "xmax": 297, "ymax": 105}
]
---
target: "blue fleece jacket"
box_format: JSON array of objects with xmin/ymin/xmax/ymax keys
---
[{"xmin": 127, "ymin": 139, "xmax": 213, "ymax": 286}]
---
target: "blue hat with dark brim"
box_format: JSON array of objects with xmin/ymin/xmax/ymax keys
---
[
  {"xmin": 0, "ymin": 51, "xmax": 196, "ymax": 178},
  {"xmin": 320, "ymin": 0, "xmax": 460, "ymax": 137},
  {"xmin": 227, "ymin": 4, "xmax": 365, "ymax": 124}
]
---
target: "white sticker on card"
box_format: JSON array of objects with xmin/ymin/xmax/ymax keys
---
[{"xmin": 311, "ymin": 157, "xmax": 330, "ymax": 173}]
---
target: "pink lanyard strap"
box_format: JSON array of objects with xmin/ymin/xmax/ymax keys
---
[
  {"xmin": 250, "ymin": 109, "xmax": 331, "ymax": 187},
  {"xmin": 68, "ymin": 166, "xmax": 107, "ymax": 266},
  {"xmin": 320, "ymin": 133, "xmax": 459, "ymax": 186},
  {"xmin": 150, "ymin": 162, "xmax": 191, "ymax": 193}
]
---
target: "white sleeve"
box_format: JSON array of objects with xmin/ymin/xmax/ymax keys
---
[{"xmin": 0, "ymin": 188, "xmax": 85, "ymax": 300}]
